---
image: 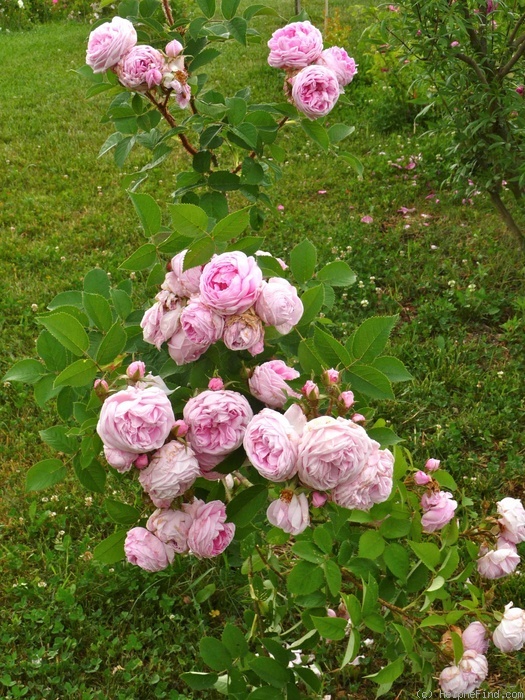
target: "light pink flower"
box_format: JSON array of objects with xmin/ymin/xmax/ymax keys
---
[
  {"xmin": 163, "ymin": 250, "xmax": 203, "ymax": 297},
  {"xmin": 255, "ymin": 277, "xmax": 303, "ymax": 334},
  {"xmin": 477, "ymin": 537, "xmax": 520, "ymax": 579},
  {"xmin": 185, "ymin": 499, "xmax": 235, "ymax": 558},
  {"xmin": 134, "ymin": 454, "xmax": 149, "ymax": 468},
  {"xmin": 165, "ymin": 39, "xmax": 183, "ymax": 57},
  {"xmin": 243, "ymin": 408, "xmax": 299, "ymax": 482},
  {"xmin": 361, "ymin": 215, "xmax": 373, "ymax": 224},
  {"xmin": 297, "ymin": 416, "xmax": 375, "ymax": 491},
  {"xmin": 117, "ymin": 45, "xmax": 165, "ymax": 90},
  {"xmin": 439, "ymin": 651, "xmax": 488, "ymax": 696},
  {"xmin": 248, "ymin": 360, "xmax": 300, "ymax": 408},
  {"xmin": 124, "ymin": 527, "xmax": 175, "ymax": 572},
  {"xmin": 302, "ymin": 380, "xmax": 319, "ymax": 399},
  {"xmin": 516, "ymin": 85, "xmax": 524, "ymax": 95},
  {"xmin": 317, "ymin": 46, "xmax": 357, "ymax": 87},
  {"xmin": 173, "ymin": 81, "xmax": 191, "ymax": 109},
  {"xmin": 167, "ymin": 326, "xmax": 209, "ymax": 365},
  {"xmin": 450, "ymin": 40, "xmax": 460, "ymax": 48},
  {"xmin": 223, "ymin": 310, "xmax": 265, "ymax": 356},
  {"xmin": 312, "ymin": 491, "xmax": 328, "ymax": 507},
  {"xmin": 331, "ymin": 445, "xmax": 393, "ymax": 511},
  {"xmin": 291, "ymin": 65, "xmax": 341, "ymax": 119},
  {"xmin": 103, "ymin": 446, "xmax": 136, "ymax": 473},
  {"xmin": 497, "ymin": 497, "xmax": 525, "ymax": 544},
  {"xmin": 339, "ymin": 391, "xmax": 355, "ymax": 409},
  {"xmin": 183, "ymin": 389, "xmax": 253, "ymax": 457},
  {"xmin": 208, "ymin": 377, "xmax": 224, "ymax": 391},
  {"xmin": 172, "ymin": 419, "xmax": 189, "ymax": 437},
  {"xmin": 492, "ymin": 602, "xmax": 525, "ymax": 652},
  {"xmin": 138, "ymin": 441, "xmax": 200, "ymax": 508},
  {"xmin": 462, "ymin": 622, "xmax": 489, "ymax": 655},
  {"xmin": 268, "ymin": 21, "xmax": 323, "ymax": 70},
  {"xmin": 86, "ymin": 16, "xmax": 137, "ymax": 74},
  {"xmin": 194, "ymin": 450, "xmax": 224, "ymax": 480},
  {"xmin": 351, "ymin": 413, "xmax": 366, "ymax": 423},
  {"xmin": 414, "ymin": 470, "xmax": 431, "ymax": 485},
  {"xmin": 127, "ymin": 361, "xmax": 146, "ymax": 380},
  {"xmin": 324, "ymin": 368, "xmax": 340, "ymax": 384},
  {"xmin": 420, "ymin": 491, "xmax": 457, "ymax": 532},
  {"xmin": 94, "ymin": 378, "xmax": 109, "ymax": 393},
  {"xmin": 267, "ymin": 492, "xmax": 310, "ymax": 535},
  {"xmin": 146, "ymin": 508, "xmax": 193, "ymax": 553},
  {"xmin": 199, "ymin": 252, "xmax": 263, "ymax": 315},
  {"xmin": 97, "ymin": 386, "xmax": 174, "ymax": 454},
  {"xmin": 425, "ymin": 457, "xmax": 440, "ymax": 471},
  {"xmin": 180, "ymin": 297, "xmax": 224, "ymax": 346},
  {"xmin": 141, "ymin": 296, "xmax": 184, "ymax": 349}
]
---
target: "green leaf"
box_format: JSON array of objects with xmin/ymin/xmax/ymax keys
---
[
  {"xmin": 287, "ymin": 561, "xmax": 324, "ymax": 595},
  {"xmin": 104, "ymin": 499, "xmax": 141, "ymax": 526},
  {"xmin": 324, "ymin": 559, "xmax": 342, "ymax": 596},
  {"xmin": 358, "ymin": 530, "xmax": 385, "ymax": 559},
  {"xmin": 366, "ymin": 657, "xmax": 404, "ymax": 684},
  {"xmin": 420, "ymin": 614, "xmax": 448, "ymax": 628},
  {"xmin": 39, "ymin": 313, "xmax": 89, "ymax": 357},
  {"xmin": 84, "ymin": 268, "xmax": 111, "ymax": 298},
  {"xmin": 199, "ymin": 638, "xmax": 233, "ymax": 672},
  {"xmin": 241, "ymin": 158, "xmax": 265, "ymax": 185},
  {"xmin": 311, "ymin": 616, "xmax": 347, "ymax": 641},
  {"xmin": 379, "ymin": 517, "xmax": 411, "ymax": 539},
  {"xmin": 298, "ymin": 339, "xmax": 324, "ymax": 374},
  {"xmin": 39, "ymin": 426, "xmax": 77, "ymax": 454},
  {"xmin": 96, "ymin": 322, "xmax": 127, "ymax": 366},
  {"xmin": 181, "ymin": 672, "xmax": 219, "ymax": 691},
  {"xmin": 212, "ymin": 206, "xmax": 251, "ymax": 242},
  {"xmin": 372, "ymin": 356, "xmax": 414, "ymax": 382},
  {"xmin": 328, "ymin": 124, "xmax": 355, "ymax": 143},
  {"xmin": 195, "ymin": 583, "xmax": 216, "ymax": 604},
  {"xmin": 383, "ymin": 543, "xmax": 410, "ymax": 582},
  {"xmin": 119, "ymin": 243, "xmax": 157, "ymax": 271},
  {"xmin": 433, "ymin": 470, "xmax": 458, "ymax": 490},
  {"xmin": 313, "ymin": 526, "xmax": 333, "ymax": 554},
  {"xmin": 226, "ymin": 485, "xmax": 267, "ymax": 528},
  {"xmin": 3, "ymin": 358, "xmax": 46, "ymax": 384},
  {"xmin": 114, "ymin": 136, "xmax": 134, "ymax": 166},
  {"xmin": 93, "ymin": 530, "xmax": 127, "ymax": 564},
  {"xmin": 338, "ymin": 151, "xmax": 364, "ymax": 177},
  {"xmin": 291, "ymin": 541, "xmax": 325, "ymax": 564},
  {"xmin": 352, "ymin": 316, "xmax": 398, "ymax": 363},
  {"xmin": 111, "ymin": 289, "xmax": 133, "ymax": 320},
  {"xmin": 248, "ymin": 657, "xmax": 290, "ymax": 688},
  {"xmin": 83, "ymin": 292, "xmax": 113, "ymax": 332},
  {"xmin": 317, "ymin": 260, "xmax": 356, "ymax": 287},
  {"xmin": 34, "ymin": 374, "xmax": 61, "ymax": 407},
  {"xmin": 408, "ymin": 541, "xmax": 441, "ymax": 571},
  {"xmin": 367, "ymin": 427, "xmax": 403, "ymax": 447},
  {"xmin": 190, "ymin": 48, "xmax": 222, "ymax": 72},
  {"xmin": 341, "ymin": 628, "xmax": 361, "ymax": 668},
  {"xmin": 26, "ymin": 459, "xmax": 66, "ymax": 491},
  {"xmin": 298, "ymin": 284, "xmax": 325, "ymax": 326},
  {"xmin": 293, "ymin": 666, "xmax": 321, "ymax": 693},
  {"xmin": 48, "ymin": 290, "xmax": 83, "ymax": 309},
  {"xmin": 290, "ymin": 239, "xmax": 317, "ymax": 285},
  {"xmin": 221, "ymin": 624, "xmax": 248, "ymax": 658},
  {"xmin": 184, "ymin": 236, "xmax": 216, "ymax": 269},
  {"xmin": 301, "ymin": 120, "xmax": 329, "ymax": 152},
  {"xmin": 346, "ymin": 364, "xmax": 394, "ymax": 400},
  {"xmin": 170, "ymin": 203, "xmax": 209, "ymax": 237},
  {"xmin": 361, "ymin": 574, "xmax": 379, "ymax": 617},
  {"xmin": 243, "ymin": 3, "xmax": 279, "ymax": 19},
  {"xmin": 208, "ymin": 171, "xmax": 241, "ymax": 191},
  {"xmin": 221, "ymin": 0, "xmax": 240, "ymax": 19},
  {"xmin": 230, "ymin": 123, "xmax": 259, "ymax": 149},
  {"xmin": 74, "ymin": 459, "xmax": 106, "ymax": 493},
  {"xmin": 54, "ymin": 359, "xmax": 98, "ymax": 388},
  {"xmin": 36, "ymin": 330, "xmax": 69, "ymax": 372},
  {"xmin": 393, "ymin": 623, "xmax": 414, "ymax": 653},
  {"xmin": 196, "ymin": 0, "xmax": 215, "ymax": 17},
  {"xmin": 129, "ymin": 192, "xmax": 162, "ymax": 237},
  {"xmin": 246, "ymin": 689, "xmax": 280, "ymax": 700},
  {"xmin": 228, "ymin": 16, "xmax": 247, "ymax": 44},
  {"xmin": 313, "ymin": 327, "xmax": 352, "ymax": 367}
]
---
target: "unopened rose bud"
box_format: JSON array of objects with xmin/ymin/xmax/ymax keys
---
[
  {"xmin": 172, "ymin": 419, "xmax": 189, "ymax": 437},
  {"xmin": 516, "ymin": 85, "xmax": 524, "ymax": 95},
  {"xmin": 339, "ymin": 391, "xmax": 355, "ymax": 409},
  {"xmin": 208, "ymin": 377, "xmax": 224, "ymax": 391},
  {"xmin": 302, "ymin": 380, "xmax": 319, "ymax": 400},
  {"xmin": 351, "ymin": 413, "xmax": 366, "ymax": 423},
  {"xmin": 165, "ymin": 39, "xmax": 183, "ymax": 58},
  {"xmin": 323, "ymin": 368, "xmax": 340, "ymax": 384},
  {"xmin": 414, "ymin": 470, "xmax": 432, "ymax": 486},
  {"xmin": 94, "ymin": 378, "xmax": 109, "ymax": 397},
  {"xmin": 134, "ymin": 454, "xmax": 149, "ymax": 469},
  {"xmin": 127, "ymin": 361, "xmax": 146, "ymax": 380},
  {"xmin": 425, "ymin": 458, "xmax": 441, "ymax": 471},
  {"xmin": 312, "ymin": 491, "xmax": 328, "ymax": 508}
]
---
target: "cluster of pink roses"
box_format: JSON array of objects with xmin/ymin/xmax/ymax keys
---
[
  {"xmin": 141, "ymin": 250, "xmax": 303, "ymax": 364},
  {"xmin": 413, "ymin": 458, "xmax": 458, "ymax": 533},
  {"xmin": 124, "ymin": 498, "xmax": 235, "ymax": 571},
  {"xmin": 86, "ymin": 16, "xmax": 191, "ymax": 108},
  {"xmin": 477, "ymin": 497, "xmax": 525, "ymax": 579},
  {"xmin": 267, "ymin": 20, "xmax": 357, "ymax": 119}
]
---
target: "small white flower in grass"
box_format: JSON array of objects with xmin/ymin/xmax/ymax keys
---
[
  {"xmin": 360, "ymin": 299, "xmax": 369, "ymax": 307},
  {"xmin": 85, "ymin": 496, "xmax": 93, "ymax": 506},
  {"xmin": 358, "ymin": 281, "xmax": 364, "ymax": 288},
  {"xmin": 41, "ymin": 497, "xmax": 49, "ymax": 503},
  {"xmin": 467, "ymin": 283, "xmax": 477, "ymax": 292},
  {"xmin": 37, "ymin": 581, "xmax": 47, "ymax": 588},
  {"xmin": 18, "ymin": 0, "xmax": 24, "ymax": 7},
  {"xmin": 497, "ymin": 371, "xmax": 504, "ymax": 377},
  {"xmin": 31, "ymin": 303, "xmax": 38, "ymax": 312},
  {"xmin": 448, "ymin": 280, "xmax": 456, "ymax": 287}
]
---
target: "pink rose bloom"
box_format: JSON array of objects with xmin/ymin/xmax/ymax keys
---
[
  {"xmin": 208, "ymin": 377, "xmax": 224, "ymax": 391},
  {"xmin": 477, "ymin": 537, "xmax": 520, "ymax": 579},
  {"xmin": 194, "ymin": 450, "xmax": 224, "ymax": 481},
  {"xmin": 425, "ymin": 457, "xmax": 440, "ymax": 471},
  {"xmin": 248, "ymin": 360, "xmax": 300, "ymax": 408},
  {"xmin": 462, "ymin": 622, "xmax": 489, "ymax": 655},
  {"xmin": 497, "ymin": 497, "xmax": 525, "ymax": 544},
  {"xmin": 243, "ymin": 408, "xmax": 299, "ymax": 482},
  {"xmin": 312, "ymin": 491, "xmax": 328, "ymax": 507},
  {"xmin": 167, "ymin": 325, "xmax": 210, "ymax": 365},
  {"xmin": 185, "ymin": 499, "xmax": 235, "ymax": 558},
  {"xmin": 124, "ymin": 527, "xmax": 175, "ymax": 572},
  {"xmin": 291, "ymin": 65, "xmax": 341, "ymax": 120},
  {"xmin": 302, "ymin": 380, "xmax": 319, "ymax": 399},
  {"xmin": 183, "ymin": 389, "xmax": 253, "ymax": 457},
  {"xmin": 317, "ymin": 46, "xmax": 357, "ymax": 86},
  {"xmin": 180, "ymin": 297, "xmax": 224, "ymax": 346},
  {"xmin": 172, "ymin": 419, "xmax": 189, "ymax": 437},
  {"xmin": 492, "ymin": 602, "xmax": 525, "ymax": 652},
  {"xmin": 324, "ymin": 368, "xmax": 340, "ymax": 384},
  {"xmin": 86, "ymin": 16, "xmax": 137, "ymax": 74},
  {"xmin": 439, "ymin": 651, "xmax": 488, "ymax": 696},
  {"xmin": 127, "ymin": 360, "xmax": 146, "ymax": 380},
  {"xmin": 138, "ymin": 441, "xmax": 200, "ymax": 508},
  {"xmin": 420, "ymin": 490, "xmax": 457, "ymax": 532},
  {"xmin": 173, "ymin": 81, "xmax": 192, "ymax": 109},
  {"xmin": 135, "ymin": 454, "xmax": 149, "ymax": 468},
  {"xmin": 223, "ymin": 310, "xmax": 264, "ymax": 356},
  {"xmin": 414, "ymin": 470, "xmax": 431, "ymax": 485},
  {"xmin": 163, "ymin": 250, "xmax": 203, "ymax": 297},
  {"xmin": 254, "ymin": 277, "xmax": 303, "ymax": 334},
  {"xmin": 141, "ymin": 296, "xmax": 184, "ymax": 349},
  {"xmin": 117, "ymin": 45, "xmax": 165, "ymax": 90},
  {"xmin": 146, "ymin": 508, "xmax": 193, "ymax": 553},
  {"xmin": 268, "ymin": 21, "xmax": 323, "ymax": 69},
  {"xmin": 267, "ymin": 492, "xmax": 310, "ymax": 535},
  {"xmin": 331, "ymin": 445, "xmax": 393, "ymax": 511},
  {"xmin": 165, "ymin": 39, "xmax": 183, "ymax": 57},
  {"xmin": 103, "ymin": 446, "xmax": 136, "ymax": 473},
  {"xmin": 339, "ymin": 391, "xmax": 355, "ymax": 409},
  {"xmin": 97, "ymin": 386, "xmax": 175, "ymax": 454},
  {"xmin": 297, "ymin": 416, "xmax": 375, "ymax": 491},
  {"xmin": 199, "ymin": 251, "xmax": 263, "ymax": 315}
]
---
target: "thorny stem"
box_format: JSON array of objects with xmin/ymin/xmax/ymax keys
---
[
  {"xmin": 255, "ymin": 545, "xmax": 286, "ymax": 581},
  {"xmin": 145, "ymin": 91, "xmax": 198, "ymax": 157},
  {"xmin": 160, "ymin": 0, "xmax": 174, "ymax": 27},
  {"xmin": 231, "ymin": 116, "xmax": 290, "ymax": 174}
]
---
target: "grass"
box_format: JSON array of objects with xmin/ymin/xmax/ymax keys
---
[{"xmin": 1, "ymin": 1, "xmax": 525, "ymax": 697}]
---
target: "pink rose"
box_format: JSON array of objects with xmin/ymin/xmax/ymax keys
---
[
  {"xmin": 180, "ymin": 297, "xmax": 224, "ymax": 346},
  {"xmin": 331, "ymin": 445, "xmax": 393, "ymax": 511},
  {"xmin": 248, "ymin": 360, "xmax": 300, "ymax": 408},
  {"xmin": 97, "ymin": 386, "xmax": 175, "ymax": 454},
  {"xmin": 94, "ymin": 378, "xmax": 109, "ymax": 393},
  {"xmin": 243, "ymin": 408, "xmax": 299, "ymax": 482},
  {"xmin": 291, "ymin": 65, "xmax": 341, "ymax": 120},
  {"xmin": 103, "ymin": 446, "xmax": 136, "ymax": 473},
  {"xmin": 267, "ymin": 492, "xmax": 310, "ymax": 535},
  {"xmin": 173, "ymin": 81, "xmax": 192, "ymax": 109},
  {"xmin": 492, "ymin": 602, "xmax": 525, "ymax": 652},
  {"xmin": 477, "ymin": 537, "xmax": 520, "ymax": 579},
  {"xmin": 339, "ymin": 391, "xmax": 355, "ymax": 409},
  {"xmin": 141, "ymin": 295, "xmax": 184, "ymax": 349},
  {"xmin": 317, "ymin": 46, "xmax": 357, "ymax": 86},
  {"xmin": 297, "ymin": 416, "xmax": 374, "ymax": 491},
  {"xmin": 312, "ymin": 491, "xmax": 328, "ymax": 507},
  {"xmin": 208, "ymin": 377, "xmax": 224, "ymax": 391},
  {"xmin": 414, "ymin": 470, "xmax": 431, "ymax": 485},
  {"xmin": 134, "ymin": 453, "xmax": 149, "ymax": 469},
  {"xmin": 127, "ymin": 360, "xmax": 146, "ymax": 380},
  {"xmin": 117, "ymin": 45, "xmax": 165, "ymax": 90},
  {"xmin": 199, "ymin": 251, "xmax": 263, "ymax": 315},
  {"xmin": 86, "ymin": 16, "xmax": 137, "ymax": 74},
  {"xmin": 425, "ymin": 457, "xmax": 440, "ymax": 471},
  {"xmin": 163, "ymin": 250, "xmax": 203, "ymax": 297},
  {"xmin": 124, "ymin": 527, "xmax": 175, "ymax": 572},
  {"xmin": 167, "ymin": 326, "xmax": 210, "ymax": 365},
  {"xmin": 183, "ymin": 389, "xmax": 253, "ymax": 457},
  {"xmin": 420, "ymin": 490, "xmax": 457, "ymax": 532},
  {"xmin": 302, "ymin": 380, "xmax": 319, "ymax": 399},
  {"xmin": 138, "ymin": 441, "xmax": 200, "ymax": 508},
  {"xmin": 146, "ymin": 508, "xmax": 193, "ymax": 553},
  {"xmin": 185, "ymin": 499, "xmax": 235, "ymax": 558},
  {"xmin": 254, "ymin": 277, "xmax": 303, "ymax": 334},
  {"xmin": 165, "ymin": 39, "xmax": 183, "ymax": 58},
  {"xmin": 439, "ymin": 651, "xmax": 488, "ymax": 696},
  {"xmin": 462, "ymin": 622, "xmax": 489, "ymax": 655},
  {"xmin": 194, "ymin": 450, "xmax": 224, "ymax": 480},
  {"xmin": 497, "ymin": 497, "xmax": 525, "ymax": 544},
  {"xmin": 223, "ymin": 310, "xmax": 265, "ymax": 356},
  {"xmin": 172, "ymin": 419, "xmax": 189, "ymax": 437},
  {"xmin": 268, "ymin": 21, "xmax": 323, "ymax": 69},
  {"xmin": 324, "ymin": 368, "xmax": 340, "ymax": 384}
]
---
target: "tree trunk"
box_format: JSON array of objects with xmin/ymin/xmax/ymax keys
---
[{"xmin": 488, "ymin": 189, "xmax": 525, "ymax": 252}]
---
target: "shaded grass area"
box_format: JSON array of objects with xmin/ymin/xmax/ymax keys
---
[{"xmin": 1, "ymin": 3, "xmax": 525, "ymax": 697}]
